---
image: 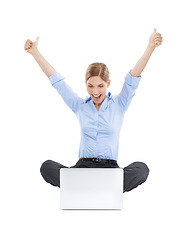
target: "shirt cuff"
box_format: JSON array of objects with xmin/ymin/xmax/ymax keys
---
[
  {"xmin": 125, "ymin": 69, "xmax": 142, "ymax": 86},
  {"xmin": 49, "ymin": 72, "xmax": 65, "ymax": 85}
]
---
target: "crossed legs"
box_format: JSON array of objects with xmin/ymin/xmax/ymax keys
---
[{"xmin": 40, "ymin": 160, "xmax": 149, "ymax": 192}]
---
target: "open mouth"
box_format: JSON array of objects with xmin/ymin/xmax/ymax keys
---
[{"xmin": 92, "ymin": 94, "xmax": 102, "ymax": 101}]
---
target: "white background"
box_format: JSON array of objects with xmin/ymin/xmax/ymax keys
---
[{"xmin": 1, "ymin": 0, "xmax": 190, "ymax": 239}]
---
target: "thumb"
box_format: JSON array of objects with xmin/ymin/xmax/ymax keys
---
[
  {"xmin": 35, "ymin": 36, "xmax": 40, "ymax": 43},
  {"xmin": 153, "ymin": 28, "xmax": 157, "ymax": 33}
]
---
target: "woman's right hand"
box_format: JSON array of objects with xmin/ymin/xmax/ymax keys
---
[
  {"xmin": 24, "ymin": 36, "xmax": 56, "ymax": 77},
  {"xmin": 24, "ymin": 37, "xmax": 39, "ymax": 55}
]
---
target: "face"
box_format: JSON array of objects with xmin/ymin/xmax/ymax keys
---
[{"xmin": 86, "ymin": 76, "xmax": 111, "ymax": 106}]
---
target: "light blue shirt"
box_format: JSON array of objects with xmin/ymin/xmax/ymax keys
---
[{"xmin": 49, "ymin": 70, "xmax": 141, "ymax": 161}]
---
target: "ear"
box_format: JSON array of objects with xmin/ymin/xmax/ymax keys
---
[{"xmin": 107, "ymin": 79, "xmax": 111, "ymax": 88}]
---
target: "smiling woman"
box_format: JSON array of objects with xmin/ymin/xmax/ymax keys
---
[
  {"xmin": 85, "ymin": 63, "xmax": 111, "ymax": 111},
  {"xmin": 24, "ymin": 28, "xmax": 162, "ymax": 194},
  {"xmin": 86, "ymin": 76, "xmax": 111, "ymax": 110}
]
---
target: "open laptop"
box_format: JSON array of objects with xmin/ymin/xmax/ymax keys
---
[{"xmin": 60, "ymin": 168, "xmax": 123, "ymax": 210}]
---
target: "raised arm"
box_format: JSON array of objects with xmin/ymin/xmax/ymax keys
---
[
  {"xmin": 130, "ymin": 28, "xmax": 163, "ymax": 77},
  {"xmin": 24, "ymin": 37, "xmax": 56, "ymax": 78},
  {"xmin": 24, "ymin": 37, "xmax": 82, "ymax": 113}
]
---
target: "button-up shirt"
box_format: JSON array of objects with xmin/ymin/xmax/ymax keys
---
[{"xmin": 49, "ymin": 70, "xmax": 141, "ymax": 161}]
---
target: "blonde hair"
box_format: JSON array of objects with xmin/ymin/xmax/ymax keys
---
[{"xmin": 85, "ymin": 62, "xmax": 110, "ymax": 83}]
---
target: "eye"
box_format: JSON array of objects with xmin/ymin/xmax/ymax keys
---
[
  {"xmin": 99, "ymin": 85, "xmax": 104, "ymax": 88},
  {"xmin": 88, "ymin": 85, "xmax": 93, "ymax": 87}
]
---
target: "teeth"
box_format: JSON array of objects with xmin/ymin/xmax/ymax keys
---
[{"xmin": 93, "ymin": 94, "xmax": 100, "ymax": 97}]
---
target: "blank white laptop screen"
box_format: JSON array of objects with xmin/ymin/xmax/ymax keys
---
[{"xmin": 60, "ymin": 168, "xmax": 123, "ymax": 210}]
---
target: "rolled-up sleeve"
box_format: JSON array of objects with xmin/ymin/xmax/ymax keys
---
[
  {"xmin": 116, "ymin": 70, "xmax": 141, "ymax": 112},
  {"xmin": 49, "ymin": 73, "xmax": 82, "ymax": 113}
]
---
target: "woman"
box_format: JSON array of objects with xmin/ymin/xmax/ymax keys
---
[{"xmin": 24, "ymin": 29, "xmax": 163, "ymax": 192}]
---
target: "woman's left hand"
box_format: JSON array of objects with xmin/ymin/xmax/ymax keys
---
[{"xmin": 149, "ymin": 28, "xmax": 163, "ymax": 48}]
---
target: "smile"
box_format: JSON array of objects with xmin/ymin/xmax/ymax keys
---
[{"xmin": 92, "ymin": 94, "xmax": 101, "ymax": 100}]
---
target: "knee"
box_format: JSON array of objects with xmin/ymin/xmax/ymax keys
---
[
  {"xmin": 124, "ymin": 161, "xmax": 150, "ymax": 182},
  {"xmin": 40, "ymin": 160, "xmax": 53, "ymax": 176},
  {"xmin": 135, "ymin": 161, "xmax": 150, "ymax": 182},
  {"xmin": 123, "ymin": 162, "xmax": 150, "ymax": 192}
]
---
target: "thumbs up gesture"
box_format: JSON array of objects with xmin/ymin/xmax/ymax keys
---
[
  {"xmin": 24, "ymin": 37, "xmax": 40, "ymax": 55},
  {"xmin": 149, "ymin": 28, "xmax": 163, "ymax": 48}
]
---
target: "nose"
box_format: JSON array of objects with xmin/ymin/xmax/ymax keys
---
[{"xmin": 92, "ymin": 88, "xmax": 99, "ymax": 95}]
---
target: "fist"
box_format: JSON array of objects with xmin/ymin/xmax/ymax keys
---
[
  {"xmin": 149, "ymin": 28, "xmax": 163, "ymax": 48},
  {"xmin": 24, "ymin": 37, "xmax": 39, "ymax": 54}
]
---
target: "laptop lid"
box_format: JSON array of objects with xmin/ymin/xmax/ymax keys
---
[{"xmin": 60, "ymin": 168, "xmax": 123, "ymax": 210}]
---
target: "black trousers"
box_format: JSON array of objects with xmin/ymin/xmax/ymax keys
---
[{"xmin": 40, "ymin": 158, "xmax": 149, "ymax": 192}]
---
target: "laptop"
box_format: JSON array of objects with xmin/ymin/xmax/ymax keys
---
[{"xmin": 60, "ymin": 168, "xmax": 123, "ymax": 210}]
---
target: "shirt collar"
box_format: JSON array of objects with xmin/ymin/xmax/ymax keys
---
[
  {"xmin": 84, "ymin": 92, "xmax": 113, "ymax": 111},
  {"xmin": 84, "ymin": 92, "xmax": 112, "ymax": 103}
]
